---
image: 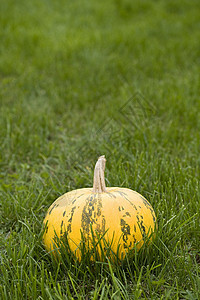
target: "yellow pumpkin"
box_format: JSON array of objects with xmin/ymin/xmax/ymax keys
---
[{"xmin": 43, "ymin": 155, "xmax": 156, "ymax": 260}]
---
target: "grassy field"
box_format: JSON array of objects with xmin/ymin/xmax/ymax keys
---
[{"xmin": 0, "ymin": 0, "xmax": 200, "ymax": 298}]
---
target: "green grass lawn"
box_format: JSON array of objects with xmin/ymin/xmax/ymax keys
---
[{"xmin": 0, "ymin": 0, "xmax": 200, "ymax": 298}]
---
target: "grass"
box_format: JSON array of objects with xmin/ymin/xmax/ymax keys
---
[{"xmin": 0, "ymin": 0, "xmax": 200, "ymax": 298}]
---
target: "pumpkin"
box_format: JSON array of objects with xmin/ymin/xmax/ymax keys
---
[{"xmin": 43, "ymin": 155, "xmax": 156, "ymax": 260}]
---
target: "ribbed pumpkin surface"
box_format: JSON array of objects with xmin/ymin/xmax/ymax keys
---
[{"xmin": 43, "ymin": 186, "xmax": 156, "ymax": 259}]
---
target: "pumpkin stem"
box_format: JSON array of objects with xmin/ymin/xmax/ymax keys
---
[{"xmin": 93, "ymin": 155, "xmax": 107, "ymax": 193}]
